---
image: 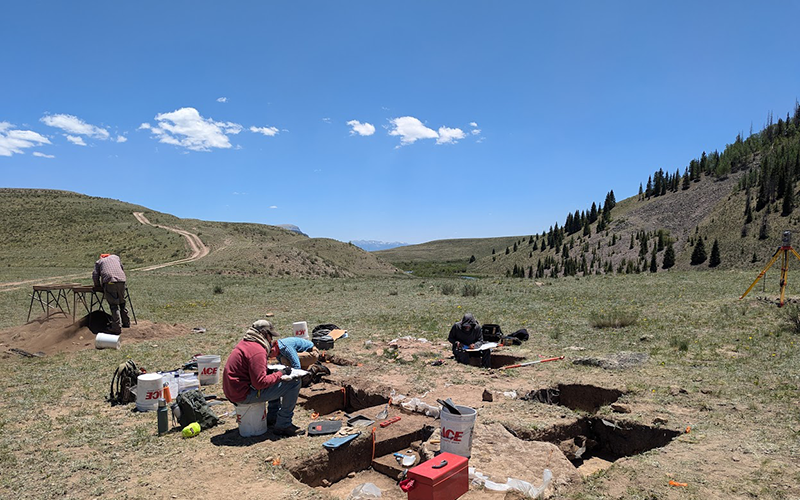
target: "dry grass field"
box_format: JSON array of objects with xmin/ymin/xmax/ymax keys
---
[{"xmin": 1, "ymin": 266, "xmax": 799, "ymax": 499}]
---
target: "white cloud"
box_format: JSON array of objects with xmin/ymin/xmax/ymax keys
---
[
  {"xmin": 322, "ymin": 117, "xmax": 331, "ymax": 123},
  {"xmin": 217, "ymin": 97, "xmax": 228, "ymax": 103},
  {"xmin": 269, "ymin": 206, "xmax": 278, "ymax": 209},
  {"xmin": 347, "ymin": 120, "xmax": 375, "ymax": 136},
  {"xmin": 65, "ymin": 135, "xmax": 87, "ymax": 146},
  {"xmin": 388, "ymin": 116, "xmax": 438, "ymax": 145},
  {"xmin": 436, "ymin": 127, "xmax": 466, "ymax": 145},
  {"xmin": 0, "ymin": 123, "xmax": 52, "ymax": 156},
  {"xmin": 116, "ymin": 135, "xmax": 127, "ymax": 143},
  {"xmin": 471, "ymin": 129, "xmax": 481, "ymax": 135},
  {"xmin": 143, "ymin": 107, "xmax": 242, "ymax": 152},
  {"xmin": 33, "ymin": 151, "xmax": 55, "ymax": 158},
  {"xmin": 250, "ymin": 125, "xmax": 279, "ymax": 137},
  {"xmin": 470, "ymin": 122, "xmax": 478, "ymax": 127},
  {"xmin": 40, "ymin": 113, "xmax": 110, "ymax": 140}
]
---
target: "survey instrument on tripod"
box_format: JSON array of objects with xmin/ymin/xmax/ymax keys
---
[{"xmin": 740, "ymin": 230, "xmax": 800, "ymax": 307}]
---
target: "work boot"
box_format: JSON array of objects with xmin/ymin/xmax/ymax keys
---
[{"xmin": 273, "ymin": 424, "xmax": 305, "ymax": 437}]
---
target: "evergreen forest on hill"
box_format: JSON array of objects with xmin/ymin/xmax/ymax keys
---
[{"xmin": 381, "ymin": 102, "xmax": 800, "ymax": 279}]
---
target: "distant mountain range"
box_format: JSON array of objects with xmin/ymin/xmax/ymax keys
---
[{"xmin": 351, "ymin": 240, "xmax": 409, "ymax": 252}]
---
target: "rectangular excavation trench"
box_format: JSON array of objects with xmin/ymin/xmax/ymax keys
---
[
  {"xmin": 288, "ymin": 381, "xmax": 435, "ymax": 487},
  {"xmin": 510, "ymin": 384, "xmax": 681, "ymax": 466}
]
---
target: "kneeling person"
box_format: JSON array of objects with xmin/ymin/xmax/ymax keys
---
[
  {"xmin": 222, "ymin": 320, "xmax": 304, "ymax": 436},
  {"xmin": 278, "ymin": 336, "xmax": 319, "ymax": 369}
]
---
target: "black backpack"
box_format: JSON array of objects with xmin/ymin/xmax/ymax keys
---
[
  {"xmin": 481, "ymin": 324, "xmax": 503, "ymax": 342},
  {"xmin": 108, "ymin": 359, "xmax": 141, "ymax": 406},
  {"xmin": 176, "ymin": 389, "xmax": 220, "ymax": 430}
]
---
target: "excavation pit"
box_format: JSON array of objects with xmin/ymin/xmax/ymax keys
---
[
  {"xmin": 522, "ymin": 383, "xmax": 623, "ymax": 412},
  {"xmin": 290, "ymin": 381, "xmax": 436, "ymax": 489},
  {"xmin": 506, "ymin": 416, "xmax": 681, "ymax": 468}
]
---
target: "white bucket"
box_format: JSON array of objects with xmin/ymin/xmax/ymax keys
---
[
  {"xmin": 95, "ymin": 332, "xmax": 121, "ymax": 350},
  {"xmin": 236, "ymin": 402, "xmax": 268, "ymax": 437},
  {"xmin": 197, "ymin": 355, "xmax": 221, "ymax": 385},
  {"xmin": 293, "ymin": 321, "xmax": 309, "ymax": 340},
  {"xmin": 440, "ymin": 405, "xmax": 477, "ymax": 458},
  {"xmin": 135, "ymin": 373, "xmax": 164, "ymax": 412}
]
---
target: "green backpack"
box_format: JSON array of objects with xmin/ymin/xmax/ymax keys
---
[{"xmin": 175, "ymin": 389, "xmax": 220, "ymax": 430}]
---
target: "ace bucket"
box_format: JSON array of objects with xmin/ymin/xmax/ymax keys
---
[
  {"xmin": 197, "ymin": 355, "xmax": 221, "ymax": 385},
  {"xmin": 135, "ymin": 373, "xmax": 164, "ymax": 412},
  {"xmin": 440, "ymin": 405, "xmax": 477, "ymax": 458},
  {"xmin": 293, "ymin": 321, "xmax": 309, "ymax": 340}
]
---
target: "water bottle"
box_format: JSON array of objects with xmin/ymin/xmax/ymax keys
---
[{"xmin": 157, "ymin": 398, "xmax": 169, "ymax": 435}]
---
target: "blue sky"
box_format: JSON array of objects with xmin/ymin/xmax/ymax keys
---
[{"xmin": 2, "ymin": 2, "xmax": 799, "ymax": 244}]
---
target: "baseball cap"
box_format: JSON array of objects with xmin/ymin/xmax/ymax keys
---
[{"xmin": 251, "ymin": 319, "xmax": 278, "ymax": 337}]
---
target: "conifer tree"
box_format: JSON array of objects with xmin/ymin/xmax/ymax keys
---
[
  {"xmin": 782, "ymin": 180, "xmax": 794, "ymax": 216},
  {"xmin": 709, "ymin": 239, "xmax": 721, "ymax": 267},
  {"xmin": 662, "ymin": 242, "xmax": 675, "ymax": 269},
  {"xmin": 745, "ymin": 195, "xmax": 753, "ymax": 224},
  {"xmin": 469, "ymin": 255, "xmax": 476, "ymax": 263},
  {"xmin": 682, "ymin": 168, "xmax": 691, "ymax": 190},
  {"xmin": 649, "ymin": 246, "xmax": 658, "ymax": 273},
  {"xmin": 691, "ymin": 236, "xmax": 707, "ymax": 265}
]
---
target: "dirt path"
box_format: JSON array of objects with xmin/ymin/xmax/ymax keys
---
[
  {"xmin": 131, "ymin": 212, "xmax": 209, "ymax": 270},
  {"xmin": 0, "ymin": 212, "xmax": 210, "ymax": 291}
]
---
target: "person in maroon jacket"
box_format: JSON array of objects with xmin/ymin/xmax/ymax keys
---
[{"xmin": 222, "ymin": 320, "xmax": 304, "ymax": 437}]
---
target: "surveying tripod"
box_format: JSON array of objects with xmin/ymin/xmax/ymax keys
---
[{"xmin": 741, "ymin": 231, "xmax": 800, "ymax": 307}]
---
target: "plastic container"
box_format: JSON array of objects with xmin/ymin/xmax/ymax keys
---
[
  {"xmin": 178, "ymin": 373, "xmax": 200, "ymax": 393},
  {"xmin": 95, "ymin": 332, "xmax": 121, "ymax": 350},
  {"xmin": 197, "ymin": 355, "xmax": 221, "ymax": 385},
  {"xmin": 293, "ymin": 321, "xmax": 309, "ymax": 340},
  {"xmin": 235, "ymin": 401, "xmax": 268, "ymax": 437},
  {"xmin": 158, "ymin": 371, "xmax": 179, "ymax": 402},
  {"xmin": 135, "ymin": 373, "xmax": 164, "ymax": 412},
  {"xmin": 440, "ymin": 405, "xmax": 477, "ymax": 458},
  {"xmin": 182, "ymin": 422, "xmax": 201, "ymax": 438}
]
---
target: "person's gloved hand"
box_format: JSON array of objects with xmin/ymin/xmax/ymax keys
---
[
  {"xmin": 281, "ymin": 366, "xmax": 292, "ymax": 376},
  {"xmin": 455, "ymin": 341, "xmax": 462, "ymax": 349}
]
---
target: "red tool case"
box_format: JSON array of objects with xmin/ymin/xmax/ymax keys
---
[{"xmin": 405, "ymin": 452, "xmax": 469, "ymax": 500}]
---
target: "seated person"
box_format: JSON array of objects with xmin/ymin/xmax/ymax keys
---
[
  {"xmin": 222, "ymin": 320, "xmax": 304, "ymax": 436},
  {"xmin": 277, "ymin": 336, "xmax": 319, "ymax": 369},
  {"xmin": 448, "ymin": 313, "xmax": 491, "ymax": 368}
]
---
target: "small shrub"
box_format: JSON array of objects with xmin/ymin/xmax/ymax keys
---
[
  {"xmin": 589, "ymin": 309, "xmax": 638, "ymax": 328},
  {"xmin": 213, "ymin": 285, "xmax": 224, "ymax": 295},
  {"xmin": 784, "ymin": 304, "xmax": 800, "ymax": 334},
  {"xmin": 669, "ymin": 336, "xmax": 689, "ymax": 352},
  {"xmin": 462, "ymin": 283, "xmax": 481, "ymax": 297},
  {"xmin": 388, "ymin": 289, "xmax": 398, "ymax": 296},
  {"xmin": 441, "ymin": 283, "xmax": 456, "ymax": 295}
]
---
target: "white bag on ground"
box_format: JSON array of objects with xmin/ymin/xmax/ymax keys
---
[{"xmin": 346, "ymin": 482, "xmax": 381, "ymax": 499}]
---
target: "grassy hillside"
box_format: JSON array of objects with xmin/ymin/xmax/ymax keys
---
[
  {"xmin": 0, "ymin": 189, "xmax": 399, "ymax": 283},
  {"xmin": 0, "ymin": 189, "xmax": 187, "ymax": 281},
  {"xmin": 375, "ymin": 236, "xmax": 521, "ymax": 276}
]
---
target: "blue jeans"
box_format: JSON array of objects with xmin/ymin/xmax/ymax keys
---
[{"xmin": 240, "ymin": 378, "xmax": 301, "ymax": 428}]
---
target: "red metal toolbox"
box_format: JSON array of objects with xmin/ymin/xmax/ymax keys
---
[{"xmin": 405, "ymin": 452, "xmax": 469, "ymax": 500}]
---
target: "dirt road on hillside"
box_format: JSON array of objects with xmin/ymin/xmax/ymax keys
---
[
  {"xmin": 0, "ymin": 212, "xmax": 209, "ymax": 291},
  {"xmin": 131, "ymin": 212, "xmax": 209, "ymax": 270}
]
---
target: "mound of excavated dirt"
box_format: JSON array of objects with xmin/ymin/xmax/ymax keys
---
[{"xmin": 0, "ymin": 311, "xmax": 190, "ymax": 356}]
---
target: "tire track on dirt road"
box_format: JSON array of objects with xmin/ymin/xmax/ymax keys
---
[{"xmin": 0, "ymin": 212, "xmax": 210, "ymax": 291}]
